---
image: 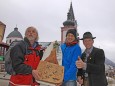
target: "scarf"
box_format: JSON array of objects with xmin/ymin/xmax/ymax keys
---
[{"xmin": 65, "ymin": 41, "xmax": 78, "ymax": 46}]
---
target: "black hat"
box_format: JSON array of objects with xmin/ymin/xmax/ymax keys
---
[
  {"xmin": 80, "ymin": 32, "xmax": 96, "ymax": 40},
  {"xmin": 66, "ymin": 29, "xmax": 77, "ymax": 38}
]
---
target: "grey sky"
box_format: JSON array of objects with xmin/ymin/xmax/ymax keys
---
[{"xmin": 0, "ymin": 0, "xmax": 115, "ymax": 62}]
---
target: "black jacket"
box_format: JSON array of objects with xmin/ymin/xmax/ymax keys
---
[{"xmin": 77, "ymin": 47, "xmax": 108, "ymax": 86}]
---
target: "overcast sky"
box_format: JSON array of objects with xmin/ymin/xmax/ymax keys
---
[{"xmin": 0, "ymin": 0, "xmax": 115, "ymax": 62}]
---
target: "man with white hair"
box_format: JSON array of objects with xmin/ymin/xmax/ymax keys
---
[{"xmin": 9, "ymin": 26, "xmax": 43, "ymax": 86}]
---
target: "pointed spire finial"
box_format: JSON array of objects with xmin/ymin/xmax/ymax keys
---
[
  {"xmin": 67, "ymin": 1, "xmax": 75, "ymax": 21},
  {"xmin": 71, "ymin": 0, "xmax": 72, "ymax": 3},
  {"xmin": 14, "ymin": 24, "xmax": 18, "ymax": 31}
]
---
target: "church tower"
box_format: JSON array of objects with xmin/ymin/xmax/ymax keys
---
[
  {"xmin": 6, "ymin": 27, "xmax": 23, "ymax": 45},
  {"xmin": 61, "ymin": 2, "xmax": 79, "ymax": 43}
]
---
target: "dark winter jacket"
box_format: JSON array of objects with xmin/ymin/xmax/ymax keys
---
[
  {"xmin": 9, "ymin": 39, "xmax": 43, "ymax": 85},
  {"xmin": 77, "ymin": 47, "xmax": 108, "ymax": 86}
]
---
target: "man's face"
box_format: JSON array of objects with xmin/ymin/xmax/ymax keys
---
[
  {"xmin": 25, "ymin": 28, "xmax": 38, "ymax": 41},
  {"xmin": 83, "ymin": 38, "xmax": 94, "ymax": 49},
  {"xmin": 66, "ymin": 33, "xmax": 75, "ymax": 43}
]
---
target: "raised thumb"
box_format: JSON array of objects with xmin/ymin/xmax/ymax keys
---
[{"xmin": 78, "ymin": 56, "xmax": 81, "ymax": 60}]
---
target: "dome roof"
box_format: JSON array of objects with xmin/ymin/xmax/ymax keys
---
[
  {"xmin": 63, "ymin": 20, "xmax": 75, "ymax": 26},
  {"xmin": 7, "ymin": 27, "xmax": 23, "ymax": 38}
]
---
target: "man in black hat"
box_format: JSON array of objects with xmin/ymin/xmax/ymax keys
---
[{"xmin": 76, "ymin": 32, "xmax": 108, "ymax": 86}]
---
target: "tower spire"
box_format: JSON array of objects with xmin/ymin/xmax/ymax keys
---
[
  {"xmin": 63, "ymin": 1, "xmax": 76, "ymax": 26},
  {"xmin": 67, "ymin": 2, "xmax": 75, "ymax": 21}
]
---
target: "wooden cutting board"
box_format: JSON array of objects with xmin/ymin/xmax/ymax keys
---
[{"xmin": 36, "ymin": 60, "xmax": 64, "ymax": 84}]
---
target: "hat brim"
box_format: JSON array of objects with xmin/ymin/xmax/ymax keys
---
[{"xmin": 80, "ymin": 37, "xmax": 96, "ymax": 40}]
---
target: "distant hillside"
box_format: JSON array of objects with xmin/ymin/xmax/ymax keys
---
[{"xmin": 105, "ymin": 57, "xmax": 115, "ymax": 67}]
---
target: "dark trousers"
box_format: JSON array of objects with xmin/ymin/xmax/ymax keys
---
[{"xmin": 81, "ymin": 77, "xmax": 89, "ymax": 86}]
